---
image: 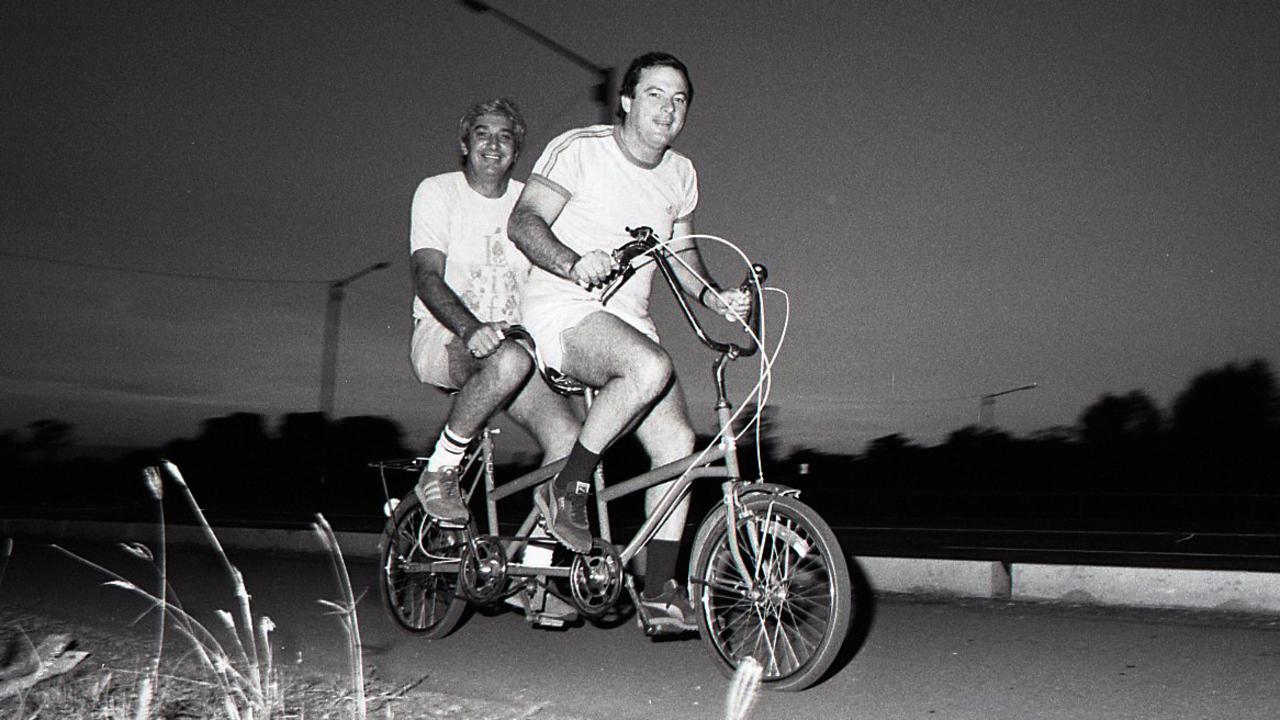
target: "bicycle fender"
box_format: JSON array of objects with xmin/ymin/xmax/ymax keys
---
[
  {"xmin": 695, "ymin": 483, "xmax": 800, "ymax": 530},
  {"xmin": 740, "ymin": 482, "xmax": 801, "ymax": 500}
]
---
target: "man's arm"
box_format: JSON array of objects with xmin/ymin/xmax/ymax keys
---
[
  {"xmin": 509, "ymin": 178, "xmax": 616, "ymax": 287},
  {"xmin": 665, "ymin": 217, "xmax": 753, "ymax": 320},
  {"xmin": 508, "ymin": 179, "xmax": 574, "ymax": 278},
  {"xmin": 412, "ymin": 248, "xmax": 506, "ymax": 357},
  {"xmin": 665, "ymin": 217, "xmax": 710, "ymax": 297}
]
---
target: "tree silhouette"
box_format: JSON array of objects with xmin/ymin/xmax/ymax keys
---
[
  {"xmin": 1077, "ymin": 391, "xmax": 1163, "ymax": 488},
  {"xmin": 5, "ymin": 356, "xmax": 1279, "ymax": 534},
  {"xmin": 861, "ymin": 433, "xmax": 921, "ymax": 487},
  {"xmin": 1169, "ymin": 359, "xmax": 1279, "ymax": 489},
  {"xmin": 1078, "ymin": 392, "xmax": 1161, "ymax": 446},
  {"xmin": 23, "ymin": 419, "xmax": 75, "ymax": 464}
]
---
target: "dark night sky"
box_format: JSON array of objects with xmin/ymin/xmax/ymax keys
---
[{"xmin": 2, "ymin": 1, "xmax": 1277, "ymax": 458}]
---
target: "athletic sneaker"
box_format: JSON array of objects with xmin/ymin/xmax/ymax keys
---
[
  {"xmin": 639, "ymin": 579, "xmax": 698, "ymax": 632},
  {"xmin": 534, "ymin": 479, "xmax": 593, "ymax": 553},
  {"xmin": 414, "ymin": 466, "xmax": 468, "ymax": 525}
]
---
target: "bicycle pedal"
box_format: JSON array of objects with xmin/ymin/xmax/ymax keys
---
[{"xmin": 531, "ymin": 613, "xmax": 569, "ymax": 628}]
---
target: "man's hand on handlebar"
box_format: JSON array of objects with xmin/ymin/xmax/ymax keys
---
[
  {"xmin": 570, "ymin": 249, "xmax": 620, "ymax": 289},
  {"xmin": 464, "ymin": 321, "xmax": 511, "ymax": 359},
  {"xmin": 704, "ymin": 286, "xmax": 753, "ymax": 323}
]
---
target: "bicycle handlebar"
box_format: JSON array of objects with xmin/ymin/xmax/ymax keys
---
[{"xmin": 605, "ymin": 226, "xmax": 769, "ymax": 360}]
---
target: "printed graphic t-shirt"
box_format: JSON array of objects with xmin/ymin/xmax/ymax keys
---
[{"xmin": 408, "ymin": 171, "xmax": 529, "ymax": 330}]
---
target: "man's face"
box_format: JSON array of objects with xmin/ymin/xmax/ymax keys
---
[
  {"xmin": 622, "ymin": 65, "xmax": 690, "ymax": 147},
  {"xmin": 462, "ymin": 113, "xmax": 518, "ymax": 178}
]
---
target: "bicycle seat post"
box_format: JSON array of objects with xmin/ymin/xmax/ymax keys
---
[{"xmin": 480, "ymin": 427, "xmax": 499, "ymax": 536}]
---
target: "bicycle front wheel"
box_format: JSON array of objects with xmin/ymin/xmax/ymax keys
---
[
  {"xmin": 688, "ymin": 493, "xmax": 852, "ymax": 691},
  {"xmin": 379, "ymin": 494, "xmax": 468, "ymax": 638}
]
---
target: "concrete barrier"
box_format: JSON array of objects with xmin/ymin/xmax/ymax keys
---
[
  {"xmin": 1013, "ymin": 563, "xmax": 1280, "ymax": 613},
  {"xmin": 854, "ymin": 557, "xmax": 1011, "ymax": 599},
  {"xmin": 6, "ymin": 518, "xmax": 1279, "ymax": 614}
]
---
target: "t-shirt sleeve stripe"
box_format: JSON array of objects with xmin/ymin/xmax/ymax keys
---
[{"xmin": 528, "ymin": 173, "xmax": 571, "ymax": 201}]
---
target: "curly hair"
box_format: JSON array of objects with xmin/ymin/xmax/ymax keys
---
[{"xmin": 458, "ymin": 97, "xmax": 527, "ymax": 156}]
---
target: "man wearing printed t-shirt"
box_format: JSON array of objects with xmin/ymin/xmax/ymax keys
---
[{"xmin": 408, "ymin": 98, "xmax": 579, "ymax": 529}]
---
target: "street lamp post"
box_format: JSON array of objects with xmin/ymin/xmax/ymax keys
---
[
  {"xmin": 459, "ymin": 0, "xmax": 615, "ymax": 125},
  {"xmin": 979, "ymin": 383, "xmax": 1039, "ymax": 428},
  {"xmin": 319, "ymin": 261, "xmax": 390, "ymax": 417}
]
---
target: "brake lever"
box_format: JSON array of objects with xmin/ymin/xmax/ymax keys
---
[
  {"xmin": 739, "ymin": 264, "xmax": 769, "ymax": 294},
  {"xmin": 600, "ymin": 227, "xmax": 661, "ymax": 305}
]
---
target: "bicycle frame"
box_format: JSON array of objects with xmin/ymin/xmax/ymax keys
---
[
  {"xmin": 459, "ymin": 225, "xmax": 769, "ymax": 586},
  {"xmin": 472, "ymin": 435, "xmax": 733, "ymax": 568},
  {"xmin": 379, "ymin": 228, "xmax": 852, "ymax": 689},
  {"xmin": 374, "ymin": 226, "xmax": 771, "ymax": 583}
]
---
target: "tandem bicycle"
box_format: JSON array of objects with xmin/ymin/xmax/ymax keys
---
[{"xmin": 372, "ymin": 226, "xmax": 853, "ymax": 691}]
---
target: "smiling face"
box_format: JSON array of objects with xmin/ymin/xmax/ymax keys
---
[
  {"xmin": 461, "ymin": 112, "xmax": 519, "ymax": 184},
  {"xmin": 620, "ymin": 65, "xmax": 691, "ymax": 152}
]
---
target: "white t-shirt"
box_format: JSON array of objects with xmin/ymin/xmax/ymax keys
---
[
  {"xmin": 408, "ymin": 171, "xmax": 529, "ymax": 330},
  {"xmin": 521, "ymin": 124, "xmax": 698, "ymax": 322}
]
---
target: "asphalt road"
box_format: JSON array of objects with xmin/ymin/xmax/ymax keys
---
[{"xmin": 3, "ymin": 539, "xmax": 1278, "ymax": 719}]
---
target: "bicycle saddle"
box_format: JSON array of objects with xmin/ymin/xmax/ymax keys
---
[{"xmin": 503, "ymin": 326, "xmax": 587, "ymax": 396}]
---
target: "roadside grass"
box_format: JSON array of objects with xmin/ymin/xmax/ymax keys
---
[
  {"xmin": 0, "ymin": 459, "xmax": 728, "ymax": 720},
  {"xmin": 1, "ymin": 460, "xmax": 389, "ymax": 719},
  {"xmin": 0, "ymin": 610, "xmax": 426, "ymax": 719}
]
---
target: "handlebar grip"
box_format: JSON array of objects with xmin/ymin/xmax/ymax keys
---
[
  {"xmin": 739, "ymin": 263, "xmax": 768, "ymax": 291},
  {"xmin": 731, "ymin": 264, "xmax": 768, "ymax": 355}
]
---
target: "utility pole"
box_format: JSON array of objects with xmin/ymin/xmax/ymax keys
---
[
  {"xmin": 319, "ymin": 261, "xmax": 390, "ymax": 417},
  {"xmin": 979, "ymin": 383, "xmax": 1039, "ymax": 428},
  {"xmin": 460, "ymin": 0, "xmax": 615, "ymax": 125}
]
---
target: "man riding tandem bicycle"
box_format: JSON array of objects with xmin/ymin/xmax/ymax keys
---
[{"xmin": 376, "ymin": 227, "xmax": 854, "ymax": 692}]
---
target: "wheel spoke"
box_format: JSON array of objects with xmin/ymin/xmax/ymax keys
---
[
  {"xmin": 694, "ymin": 495, "xmax": 851, "ymax": 690},
  {"xmin": 381, "ymin": 504, "xmax": 467, "ymax": 636},
  {"xmin": 740, "ymin": 592, "xmax": 786, "ymax": 677},
  {"xmin": 778, "ymin": 603, "xmax": 821, "ymax": 657}
]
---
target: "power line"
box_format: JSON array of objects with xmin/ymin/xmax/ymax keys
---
[{"xmin": 0, "ymin": 249, "xmax": 388, "ymax": 286}]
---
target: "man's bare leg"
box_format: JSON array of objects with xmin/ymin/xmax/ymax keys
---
[
  {"xmin": 444, "ymin": 339, "xmax": 537, "ymax": 439},
  {"xmin": 534, "ymin": 313, "xmax": 674, "ymax": 552},
  {"xmin": 418, "ymin": 339, "xmax": 534, "ymax": 522},
  {"xmin": 504, "ymin": 373, "xmax": 582, "ymax": 617},
  {"xmin": 633, "ymin": 379, "xmax": 697, "ymax": 542},
  {"xmin": 560, "ymin": 312, "xmax": 674, "ymax": 452},
  {"xmin": 630, "ymin": 379, "xmax": 698, "ymax": 625}
]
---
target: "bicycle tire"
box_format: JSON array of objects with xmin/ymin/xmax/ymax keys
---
[
  {"xmin": 688, "ymin": 493, "xmax": 852, "ymax": 691},
  {"xmin": 379, "ymin": 493, "xmax": 469, "ymax": 638}
]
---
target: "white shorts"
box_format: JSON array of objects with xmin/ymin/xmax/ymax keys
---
[
  {"xmin": 410, "ymin": 317, "xmax": 466, "ymax": 390},
  {"xmin": 520, "ymin": 294, "xmax": 659, "ymax": 371}
]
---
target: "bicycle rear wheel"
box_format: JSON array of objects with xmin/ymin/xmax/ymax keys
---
[
  {"xmin": 379, "ymin": 494, "xmax": 468, "ymax": 637},
  {"xmin": 688, "ymin": 493, "xmax": 852, "ymax": 691}
]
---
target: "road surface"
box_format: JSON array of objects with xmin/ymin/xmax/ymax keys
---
[{"xmin": 3, "ymin": 539, "xmax": 1277, "ymax": 719}]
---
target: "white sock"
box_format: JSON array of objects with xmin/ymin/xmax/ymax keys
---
[{"xmin": 426, "ymin": 425, "xmax": 470, "ymax": 472}]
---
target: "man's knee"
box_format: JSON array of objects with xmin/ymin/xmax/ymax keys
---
[
  {"xmin": 627, "ymin": 345, "xmax": 674, "ymax": 399},
  {"xmin": 483, "ymin": 340, "xmax": 534, "ymax": 389},
  {"xmin": 532, "ymin": 416, "xmax": 580, "ymax": 461},
  {"xmin": 644, "ymin": 420, "xmax": 695, "ymax": 462}
]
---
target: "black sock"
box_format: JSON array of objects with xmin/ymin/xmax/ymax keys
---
[
  {"xmin": 555, "ymin": 440, "xmax": 600, "ymax": 493},
  {"xmin": 643, "ymin": 539, "xmax": 680, "ymax": 597}
]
